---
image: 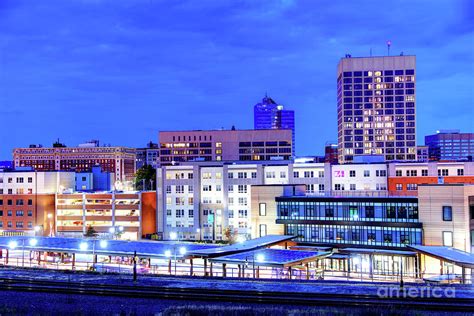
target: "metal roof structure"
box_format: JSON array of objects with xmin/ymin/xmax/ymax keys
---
[
  {"xmin": 191, "ymin": 235, "xmax": 296, "ymax": 258},
  {"xmin": 340, "ymin": 247, "xmax": 416, "ymax": 257},
  {"xmin": 0, "ymin": 237, "xmax": 220, "ymax": 259},
  {"xmin": 0, "ymin": 235, "xmax": 296, "ymax": 260},
  {"xmin": 209, "ymin": 248, "xmax": 332, "ymax": 268},
  {"xmin": 407, "ymin": 245, "xmax": 474, "ymax": 269}
]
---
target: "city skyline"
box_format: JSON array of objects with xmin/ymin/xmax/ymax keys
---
[{"xmin": 0, "ymin": 1, "xmax": 473, "ymax": 160}]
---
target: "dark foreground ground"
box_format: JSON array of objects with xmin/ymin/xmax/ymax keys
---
[{"xmin": 0, "ymin": 290, "xmax": 469, "ymax": 316}]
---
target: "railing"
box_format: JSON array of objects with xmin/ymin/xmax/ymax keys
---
[{"xmin": 1, "ymin": 256, "xmax": 470, "ymax": 285}]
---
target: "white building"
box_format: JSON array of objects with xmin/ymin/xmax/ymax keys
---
[
  {"xmin": 331, "ymin": 163, "xmax": 388, "ymax": 193},
  {"xmin": 0, "ymin": 169, "xmax": 75, "ymax": 194}
]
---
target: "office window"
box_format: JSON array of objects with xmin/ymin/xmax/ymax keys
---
[
  {"xmin": 442, "ymin": 206, "xmax": 452, "ymax": 221},
  {"xmin": 259, "ymin": 224, "xmax": 267, "ymax": 237},
  {"xmin": 438, "ymin": 169, "xmax": 449, "ymax": 176},
  {"xmin": 470, "ymin": 205, "xmax": 474, "ymax": 220},
  {"xmin": 7, "ymin": 210, "xmax": 12, "ymax": 216},
  {"xmin": 443, "ymin": 231, "xmax": 453, "ymax": 247},
  {"xmin": 251, "ymin": 172, "xmax": 257, "ymax": 179},
  {"xmin": 27, "ymin": 177, "xmax": 33, "ymax": 183},
  {"xmin": 396, "ymin": 184, "xmax": 403, "ymax": 191},
  {"xmin": 166, "ymin": 186, "xmax": 172, "ymax": 193},
  {"xmin": 364, "ymin": 170, "xmax": 370, "ymax": 177},
  {"xmin": 318, "ymin": 184, "xmax": 325, "ymax": 192},
  {"xmin": 293, "ymin": 171, "xmax": 299, "ymax": 178},
  {"xmin": 349, "ymin": 170, "xmax": 356, "ymax": 177},
  {"xmin": 334, "ymin": 184, "xmax": 344, "ymax": 191},
  {"xmin": 259, "ymin": 203, "xmax": 266, "ymax": 216},
  {"xmin": 395, "ymin": 170, "xmax": 402, "ymax": 177},
  {"xmin": 16, "ymin": 210, "xmax": 24, "ymax": 216},
  {"xmin": 318, "ymin": 171, "xmax": 324, "ymax": 178},
  {"xmin": 457, "ymin": 169, "xmax": 464, "ymax": 176},
  {"xmin": 421, "ymin": 170, "xmax": 428, "ymax": 177},
  {"xmin": 350, "ymin": 184, "xmax": 356, "ymax": 191},
  {"xmin": 188, "ymin": 209, "xmax": 194, "ymax": 218},
  {"xmin": 280, "ymin": 171, "xmax": 286, "ymax": 178},
  {"xmin": 227, "ymin": 172, "xmax": 234, "ymax": 179}
]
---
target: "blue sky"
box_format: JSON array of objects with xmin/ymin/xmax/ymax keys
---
[{"xmin": 0, "ymin": 0, "xmax": 472, "ymax": 159}]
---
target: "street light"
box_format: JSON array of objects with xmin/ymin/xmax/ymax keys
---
[
  {"xmin": 47, "ymin": 213, "xmax": 54, "ymax": 237},
  {"xmin": 236, "ymin": 235, "xmax": 246, "ymax": 244},
  {"xmin": 79, "ymin": 242, "xmax": 88, "ymax": 251},
  {"xmin": 245, "ymin": 253, "xmax": 265, "ymax": 278},
  {"xmin": 169, "ymin": 231, "xmax": 177, "ymax": 241}
]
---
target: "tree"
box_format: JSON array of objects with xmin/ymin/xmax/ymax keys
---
[
  {"xmin": 223, "ymin": 226, "xmax": 238, "ymax": 244},
  {"xmin": 84, "ymin": 225, "xmax": 98, "ymax": 238},
  {"xmin": 135, "ymin": 165, "xmax": 156, "ymax": 191}
]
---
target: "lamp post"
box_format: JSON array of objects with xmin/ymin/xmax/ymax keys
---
[
  {"xmin": 165, "ymin": 246, "xmax": 186, "ymax": 275},
  {"xmin": 245, "ymin": 253, "xmax": 265, "ymax": 279},
  {"xmin": 47, "ymin": 213, "xmax": 54, "ymax": 237},
  {"xmin": 8, "ymin": 240, "xmax": 18, "ymax": 266},
  {"xmin": 196, "ymin": 228, "xmax": 201, "ymax": 241}
]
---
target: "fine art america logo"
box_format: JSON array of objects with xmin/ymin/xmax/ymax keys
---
[{"xmin": 377, "ymin": 286, "xmax": 456, "ymax": 298}]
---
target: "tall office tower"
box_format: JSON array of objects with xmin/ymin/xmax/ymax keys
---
[
  {"xmin": 254, "ymin": 95, "xmax": 296, "ymax": 155},
  {"xmin": 337, "ymin": 55, "xmax": 417, "ymax": 163},
  {"xmin": 425, "ymin": 130, "xmax": 474, "ymax": 161}
]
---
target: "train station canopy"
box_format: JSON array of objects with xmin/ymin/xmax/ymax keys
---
[
  {"xmin": 208, "ymin": 248, "xmax": 332, "ymax": 268},
  {"xmin": 191, "ymin": 235, "xmax": 296, "ymax": 258},
  {"xmin": 0, "ymin": 236, "xmax": 219, "ymax": 259},
  {"xmin": 0, "ymin": 235, "xmax": 296, "ymax": 260},
  {"xmin": 340, "ymin": 247, "xmax": 416, "ymax": 257},
  {"xmin": 407, "ymin": 245, "xmax": 474, "ymax": 269}
]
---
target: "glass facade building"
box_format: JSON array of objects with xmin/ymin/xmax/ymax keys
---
[
  {"xmin": 254, "ymin": 96, "xmax": 295, "ymax": 155},
  {"xmin": 425, "ymin": 130, "xmax": 474, "ymax": 161},
  {"xmin": 337, "ymin": 56, "xmax": 417, "ymax": 163},
  {"xmin": 276, "ymin": 196, "xmax": 422, "ymax": 249}
]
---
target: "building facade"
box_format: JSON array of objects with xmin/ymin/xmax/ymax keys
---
[
  {"xmin": 425, "ymin": 130, "xmax": 474, "ymax": 161},
  {"xmin": 55, "ymin": 191, "xmax": 156, "ymax": 240},
  {"xmin": 13, "ymin": 145, "xmax": 136, "ymax": 182},
  {"xmin": 159, "ymin": 129, "xmax": 293, "ymax": 165},
  {"xmin": 337, "ymin": 55, "xmax": 417, "ymax": 163},
  {"xmin": 75, "ymin": 165, "xmax": 115, "ymax": 192},
  {"xmin": 387, "ymin": 161, "xmax": 474, "ymax": 196},
  {"xmin": 416, "ymin": 145, "xmax": 429, "ymax": 162},
  {"xmin": 0, "ymin": 170, "xmax": 75, "ymax": 236},
  {"xmin": 136, "ymin": 141, "xmax": 160, "ymax": 169}
]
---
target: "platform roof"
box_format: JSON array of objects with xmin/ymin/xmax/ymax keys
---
[
  {"xmin": 0, "ymin": 236, "xmax": 220, "ymax": 259},
  {"xmin": 407, "ymin": 245, "xmax": 474, "ymax": 269},
  {"xmin": 191, "ymin": 235, "xmax": 296, "ymax": 258},
  {"xmin": 340, "ymin": 248, "xmax": 416, "ymax": 257},
  {"xmin": 209, "ymin": 248, "xmax": 332, "ymax": 268}
]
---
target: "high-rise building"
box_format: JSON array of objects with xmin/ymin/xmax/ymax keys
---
[
  {"xmin": 337, "ymin": 55, "xmax": 417, "ymax": 163},
  {"xmin": 158, "ymin": 129, "xmax": 293, "ymax": 165},
  {"xmin": 13, "ymin": 141, "xmax": 136, "ymax": 182},
  {"xmin": 254, "ymin": 95, "xmax": 295, "ymax": 154},
  {"xmin": 425, "ymin": 130, "xmax": 474, "ymax": 161}
]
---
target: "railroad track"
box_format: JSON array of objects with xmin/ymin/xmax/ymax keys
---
[{"xmin": 0, "ymin": 277, "xmax": 472, "ymax": 311}]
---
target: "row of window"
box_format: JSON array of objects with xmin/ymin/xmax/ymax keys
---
[
  {"xmin": 287, "ymin": 224, "xmax": 422, "ymax": 247},
  {"xmin": 0, "ymin": 210, "xmax": 34, "ymax": 216},
  {"xmin": 394, "ymin": 168, "xmax": 464, "ymax": 177},
  {"xmin": 0, "ymin": 177, "xmax": 34, "ymax": 184},
  {"xmin": 278, "ymin": 201, "xmax": 419, "ymax": 221},
  {"xmin": 342, "ymin": 70, "xmax": 415, "ymax": 77},
  {"xmin": 0, "ymin": 199, "xmax": 33, "ymax": 206},
  {"xmin": 0, "ymin": 221, "xmax": 34, "ymax": 229}
]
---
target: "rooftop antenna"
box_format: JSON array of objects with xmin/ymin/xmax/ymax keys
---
[{"xmin": 387, "ymin": 40, "xmax": 392, "ymax": 56}]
